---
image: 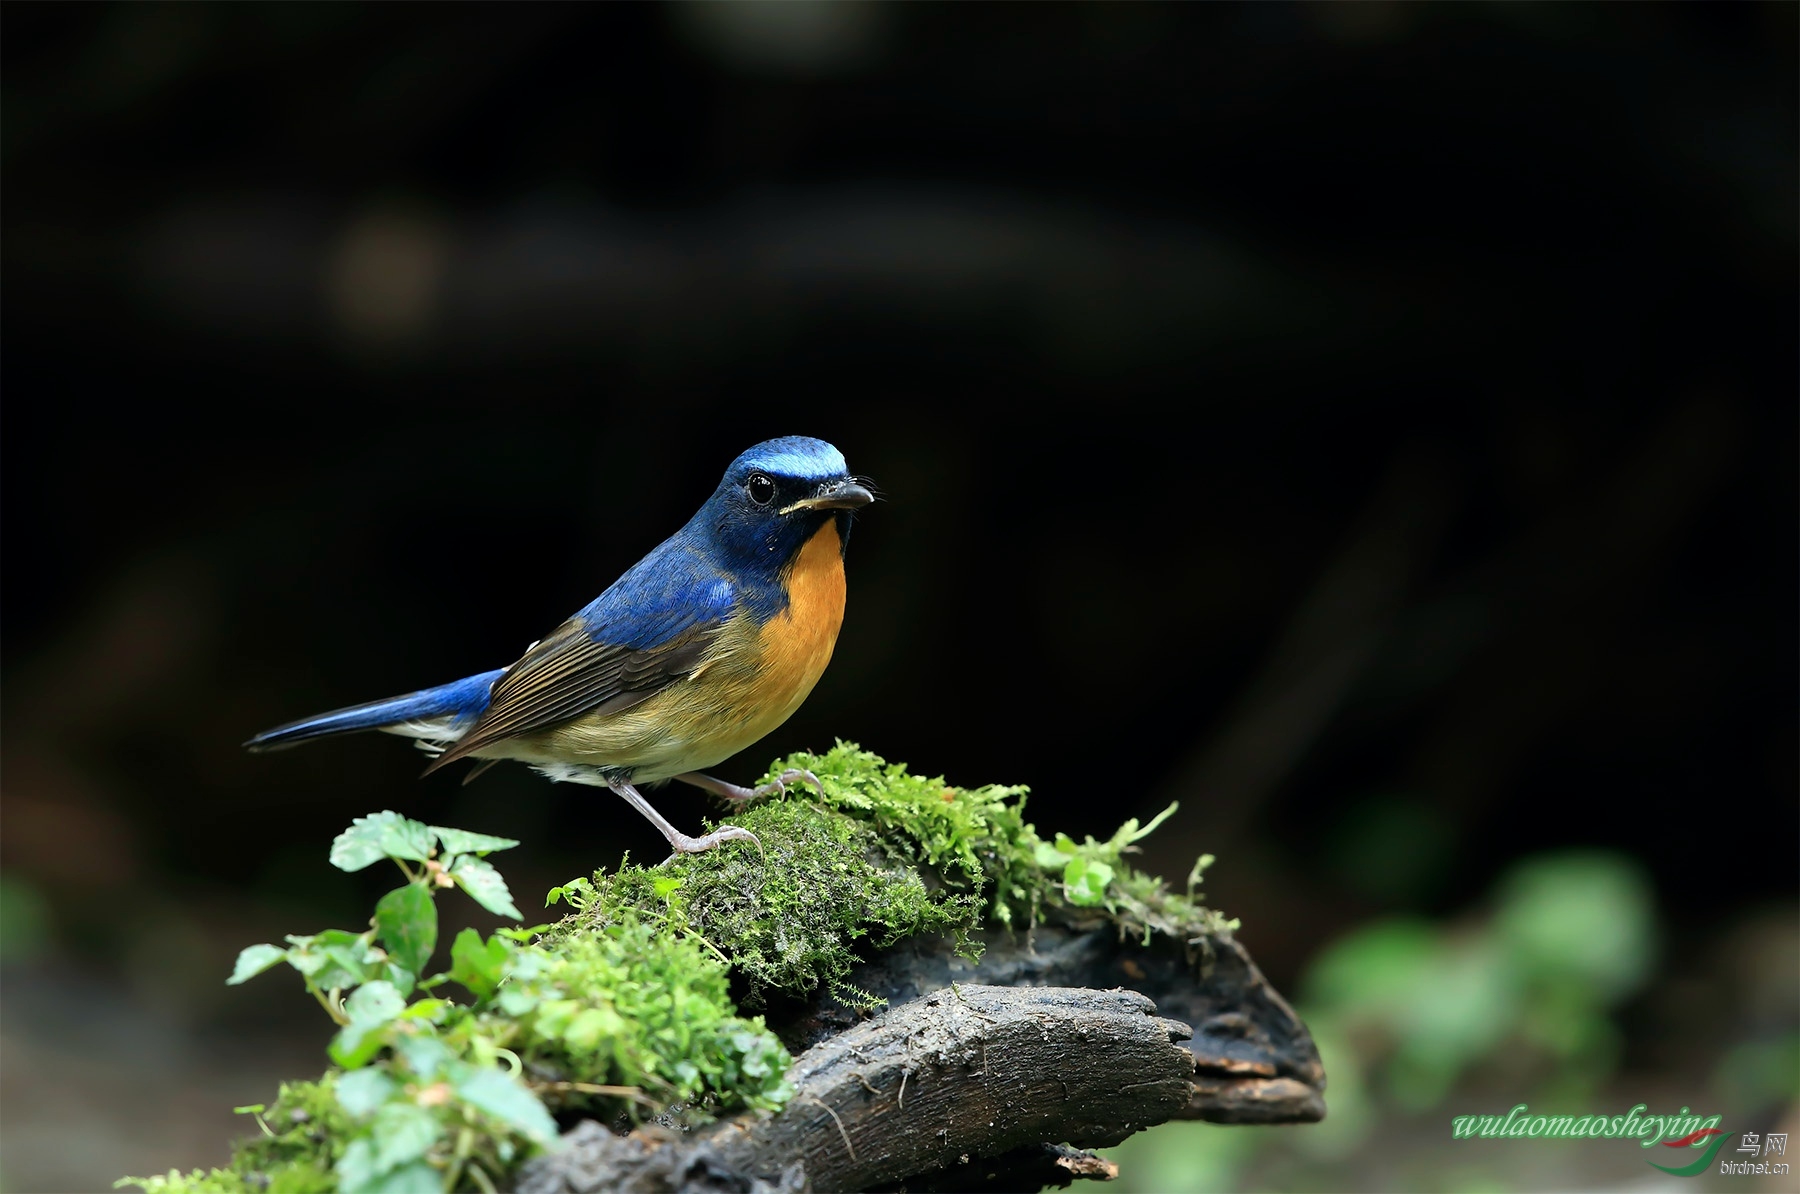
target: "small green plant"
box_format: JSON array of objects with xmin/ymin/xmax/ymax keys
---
[{"xmin": 121, "ymin": 811, "xmax": 791, "ymax": 1194}]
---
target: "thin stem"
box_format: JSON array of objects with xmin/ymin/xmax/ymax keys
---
[
  {"xmin": 441, "ymin": 1124, "xmax": 474, "ymax": 1194},
  {"xmin": 686, "ymin": 931, "xmax": 730, "ymax": 966},
  {"xmin": 531, "ymin": 1080, "xmax": 658, "ymax": 1108},
  {"xmin": 308, "ymin": 983, "xmax": 351, "ymax": 1026}
]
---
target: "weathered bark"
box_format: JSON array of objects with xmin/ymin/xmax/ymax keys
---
[
  {"xmin": 517, "ymin": 985, "xmax": 1193, "ymax": 1194},
  {"xmin": 775, "ymin": 923, "xmax": 1326, "ymax": 1126},
  {"xmin": 518, "ymin": 924, "xmax": 1324, "ymax": 1192}
]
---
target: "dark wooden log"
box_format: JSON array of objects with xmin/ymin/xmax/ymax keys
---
[
  {"xmin": 517, "ymin": 985, "xmax": 1194, "ymax": 1194},
  {"xmin": 774, "ymin": 923, "xmax": 1326, "ymax": 1126},
  {"xmin": 517, "ymin": 927, "xmax": 1325, "ymax": 1192}
]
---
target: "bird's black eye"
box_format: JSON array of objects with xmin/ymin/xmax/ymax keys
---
[{"xmin": 747, "ymin": 472, "xmax": 776, "ymax": 506}]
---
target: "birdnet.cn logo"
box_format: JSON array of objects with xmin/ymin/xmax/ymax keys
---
[{"xmin": 1447, "ymin": 1103, "xmax": 1789, "ymax": 1177}]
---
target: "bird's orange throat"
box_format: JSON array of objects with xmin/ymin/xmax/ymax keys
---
[{"xmin": 760, "ymin": 518, "xmax": 847, "ymax": 701}]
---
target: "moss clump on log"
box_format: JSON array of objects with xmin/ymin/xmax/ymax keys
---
[{"xmin": 555, "ymin": 742, "xmax": 1236, "ymax": 1003}]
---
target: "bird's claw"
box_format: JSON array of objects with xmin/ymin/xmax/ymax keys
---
[
  {"xmin": 754, "ymin": 768, "xmax": 824, "ymax": 799},
  {"xmin": 658, "ymin": 823, "xmax": 762, "ymax": 865}
]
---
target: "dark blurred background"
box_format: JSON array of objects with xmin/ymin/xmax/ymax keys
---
[{"xmin": 3, "ymin": 4, "xmax": 1794, "ymax": 1190}]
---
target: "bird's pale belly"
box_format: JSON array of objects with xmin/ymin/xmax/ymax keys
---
[{"xmin": 514, "ymin": 520, "xmax": 846, "ymax": 781}]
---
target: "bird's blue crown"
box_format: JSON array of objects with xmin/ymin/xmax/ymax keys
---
[{"xmin": 726, "ymin": 436, "xmax": 848, "ymax": 484}]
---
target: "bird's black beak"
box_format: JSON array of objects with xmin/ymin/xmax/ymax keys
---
[{"xmin": 781, "ymin": 478, "xmax": 875, "ymax": 514}]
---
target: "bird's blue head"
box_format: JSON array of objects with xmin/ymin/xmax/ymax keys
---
[{"xmin": 696, "ymin": 436, "xmax": 873, "ymax": 573}]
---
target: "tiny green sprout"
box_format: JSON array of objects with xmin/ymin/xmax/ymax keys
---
[
  {"xmin": 1187, "ymin": 852, "xmax": 1216, "ymax": 899},
  {"xmin": 544, "ymin": 875, "xmax": 595, "ymax": 911},
  {"xmin": 230, "ymin": 1106, "xmax": 272, "ymax": 1139}
]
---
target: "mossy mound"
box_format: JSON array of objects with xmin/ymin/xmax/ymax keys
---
[{"xmin": 553, "ymin": 742, "xmax": 1236, "ymax": 1004}]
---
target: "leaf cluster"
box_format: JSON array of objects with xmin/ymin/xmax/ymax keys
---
[{"xmin": 124, "ymin": 809, "xmax": 788, "ymax": 1194}]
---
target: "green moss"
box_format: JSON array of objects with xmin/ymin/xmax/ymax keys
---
[
  {"xmin": 118, "ymin": 1079, "xmax": 347, "ymax": 1194},
  {"xmin": 556, "ymin": 742, "xmax": 1235, "ymax": 1006},
  {"xmin": 485, "ymin": 914, "xmax": 793, "ymax": 1115},
  {"xmin": 563, "ymin": 798, "xmax": 980, "ymax": 1006}
]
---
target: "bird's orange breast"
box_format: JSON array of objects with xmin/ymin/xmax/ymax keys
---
[{"xmin": 754, "ymin": 518, "xmax": 847, "ymax": 710}]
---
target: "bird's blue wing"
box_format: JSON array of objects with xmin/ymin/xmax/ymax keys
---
[{"xmin": 423, "ymin": 545, "xmax": 736, "ymax": 771}]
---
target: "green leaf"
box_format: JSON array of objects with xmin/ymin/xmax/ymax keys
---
[
  {"xmin": 650, "ymin": 874, "xmax": 682, "ymax": 899},
  {"xmin": 330, "ymin": 1024, "xmax": 388, "ymax": 1070},
  {"xmin": 531, "ymin": 998, "xmax": 581, "ymax": 1038},
  {"xmin": 336, "ymin": 1135, "xmax": 439, "ymax": 1194},
  {"xmin": 371, "ymin": 1101, "xmax": 439, "ymax": 1171},
  {"xmin": 1064, "ymin": 856, "xmax": 1114, "ymax": 906},
  {"xmin": 384, "ymin": 964, "xmax": 416, "ymax": 998},
  {"xmin": 395, "ymin": 1034, "xmax": 454, "ymax": 1082},
  {"xmin": 373, "ymin": 884, "xmax": 437, "ymax": 977},
  {"xmin": 448, "ymin": 928, "xmax": 510, "ymax": 1002},
  {"xmin": 331, "ymin": 812, "xmax": 436, "ymax": 872},
  {"xmin": 399, "ymin": 998, "xmax": 450, "ymax": 1023},
  {"xmin": 450, "ymin": 856, "xmax": 522, "ymax": 920},
  {"xmin": 366, "ymin": 1162, "xmax": 440, "ymax": 1194},
  {"xmin": 337, "ymin": 1137, "xmax": 379, "ymax": 1194},
  {"xmin": 336, "ymin": 1069, "xmax": 398, "ymax": 1118},
  {"xmin": 430, "ymin": 825, "xmax": 519, "ymax": 856},
  {"xmin": 454, "ymin": 1068, "xmax": 560, "ymax": 1146},
  {"xmin": 287, "ymin": 929, "xmax": 381, "ymax": 991},
  {"xmin": 561, "ymin": 1006, "xmax": 625, "ymax": 1052},
  {"xmin": 497, "ymin": 985, "xmax": 539, "ymax": 1016},
  {"xmin": 1031, "ymin": 841, "xmax": 1067, "ymax": 869},
  {"xmin": 330, "ymin": 980, "xmax": 408, "ymax": 1069},
  {"xmin": 227, "ymin": 943, "xmax": 288, "ymax": 985},
  {"xmin": 494, "ymin": 925, "xmax": 551, "ymax": 942},
  {"xmin": 347, "ymin": 979, "xmax": 408, "ymax": 1023}
]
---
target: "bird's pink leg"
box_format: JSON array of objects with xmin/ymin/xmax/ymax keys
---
[
  {"xmin": 673, "ymin": 769, "xmax": 824, "ymax": 803},
  {"xmin": 606, "ymin": 778, "xmax": 760, "ymax": 859}
]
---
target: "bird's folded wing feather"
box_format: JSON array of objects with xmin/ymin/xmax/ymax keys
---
[{"xmin": 424, "ymin": 564, "xmax": 734, "ymax": 771}]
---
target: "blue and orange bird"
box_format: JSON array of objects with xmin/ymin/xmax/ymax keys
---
[{"xmin": 246, "ymin": 437, "xmax": 873, "ymax": 856}]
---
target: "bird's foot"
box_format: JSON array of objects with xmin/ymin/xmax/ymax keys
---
[
  {"xmin": 753, "ymin": 768, "xmax": 824, "ymax": 800},
  {"xmin": 673, "ymin": 768, "xmax": 824, "ymax": 803},
  {"xmin": 657, "ymin": 823, "xmax": 762, "ymax": 866},
  {"xmin": 607, "ymin": 777, "xmax": 762, "ymax": 864}
]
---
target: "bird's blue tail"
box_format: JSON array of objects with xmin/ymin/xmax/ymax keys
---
[{"xmin": 244, "ymin": 668, "xmax": 505, "ymax": 751}]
